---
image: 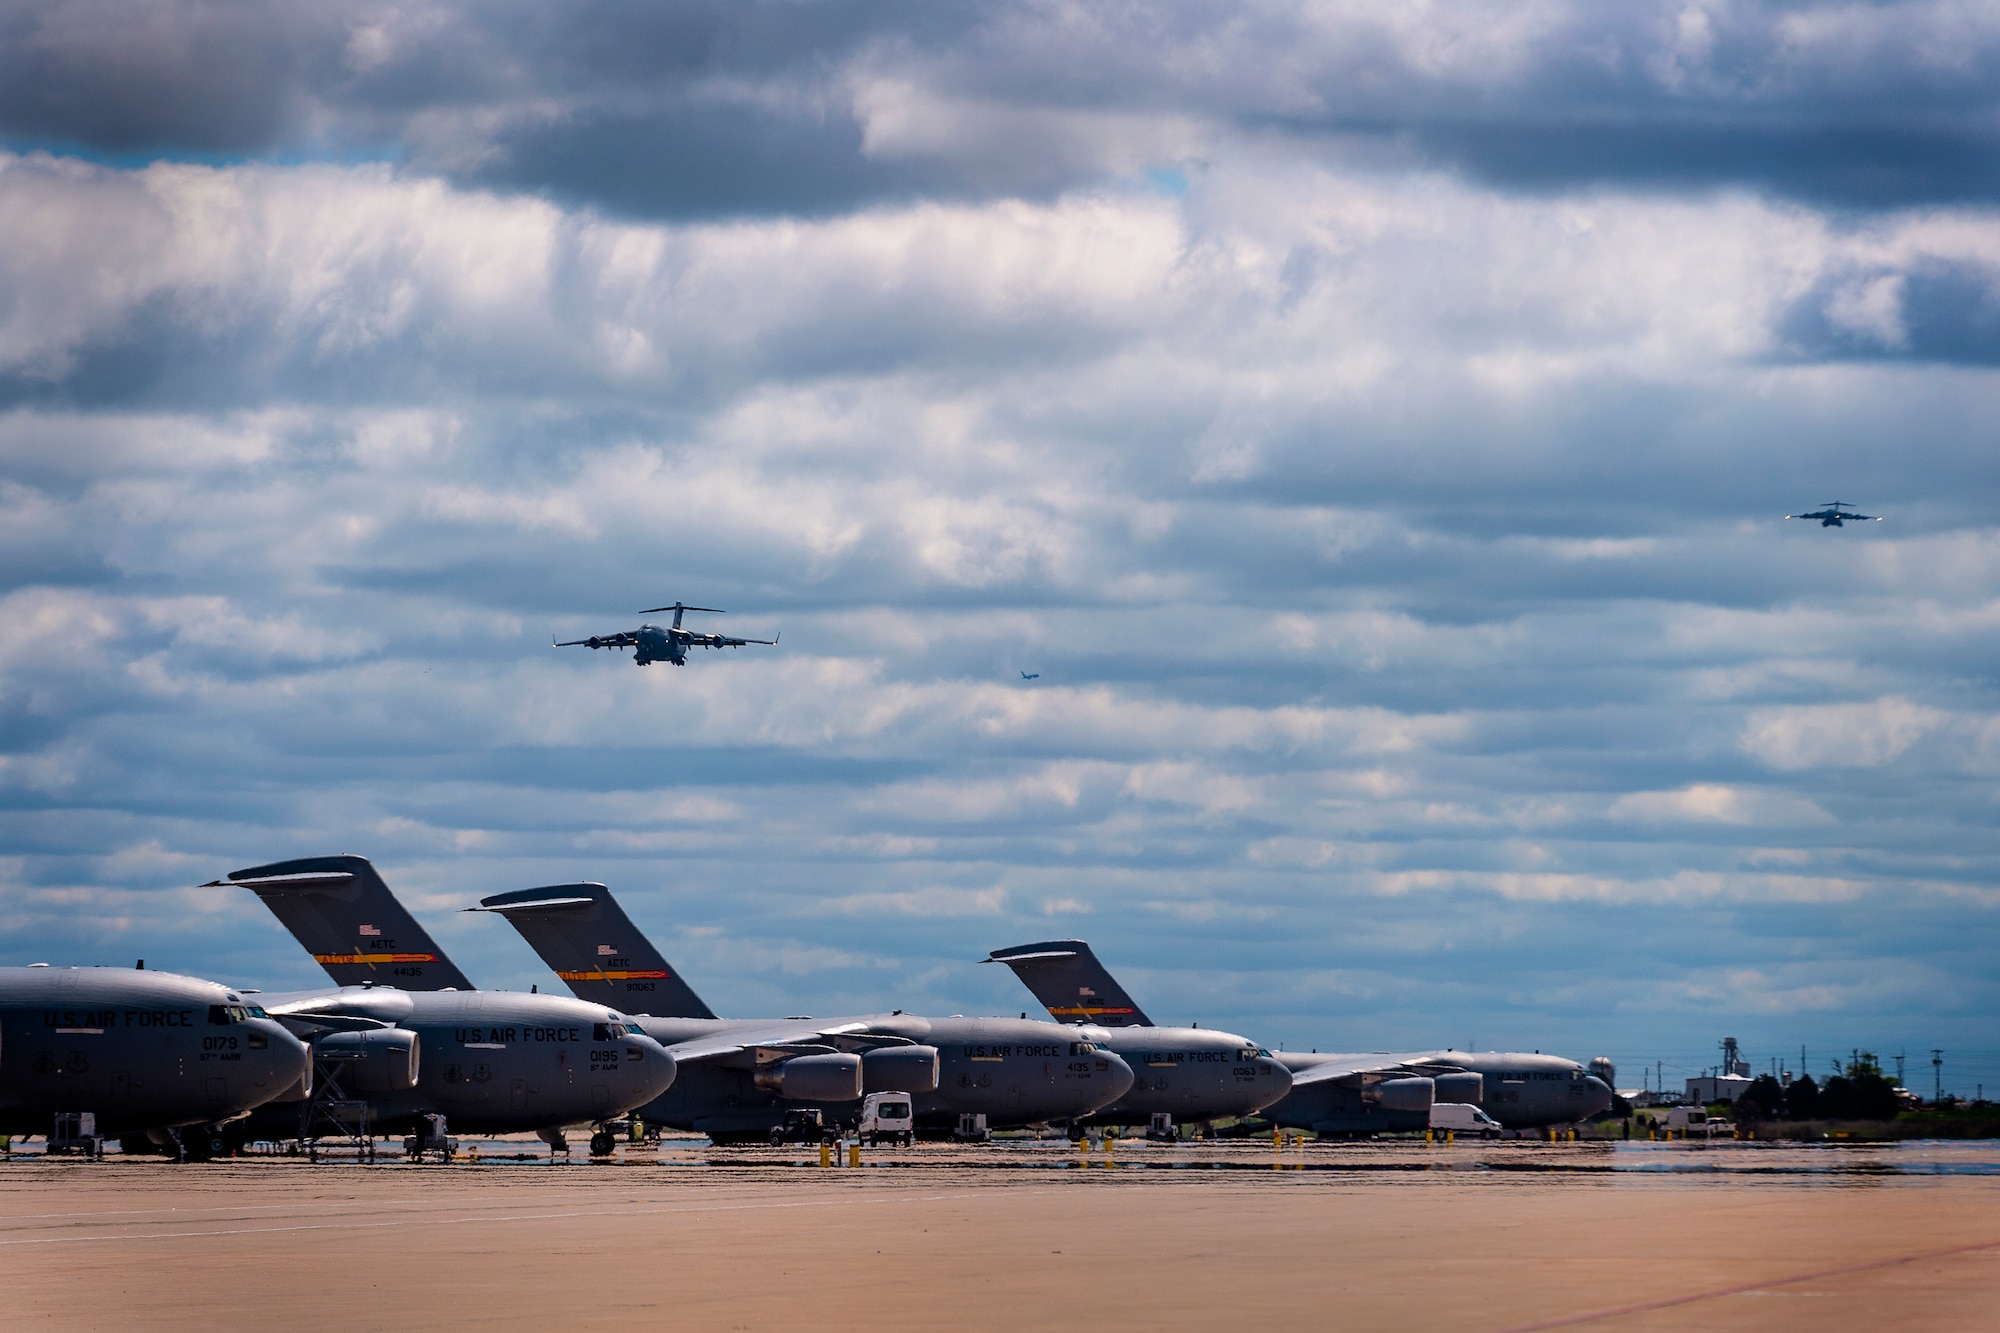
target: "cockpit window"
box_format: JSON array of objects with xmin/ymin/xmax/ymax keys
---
[
  {"xmin": 1069, "ymin": 1041, "xmax": 1098, "ymax": 1055},
  {"xmin": 594, "ymin": 1022, "xmax": 630, "ymax": 1041},
  {"xmin": 208, "ymin": 1004, "xmax": 258, "ymax": 1025}
]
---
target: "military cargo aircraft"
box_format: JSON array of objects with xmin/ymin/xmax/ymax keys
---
[
  {"xmin": 205, "ymin": 857, "xmax": 679, "ymax": 1155},
  {"xmin": 0, "ymin": 964, "xmax": 310, "ymax": 1158},
  {"xmin": 556, "ymin": 602, "xmax": 776, "ymax": 667},
  {"xmin": 990, "ymin": 938, "xmax": 1613, "ymax": 1135},
  {"xmin": 1786, "ymin": 502, "xmax": 1882, "ymax": 527},
  {"xmin": 470, "ymin": 882, "xmax": 1135, "ymax": 1141},
  {"xmin": 982, "ymin": 942, "xmax": 1291, "ymax": 1137}
]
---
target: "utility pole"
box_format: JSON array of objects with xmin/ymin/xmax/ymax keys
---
[
  {"xmin": 1895, "ymin": 1051, "xmax": 1906, "ymax": 1087},
  {"xmin": 1932, "ymin": 1050, "xmax": 1944, "ymax": 1105}
]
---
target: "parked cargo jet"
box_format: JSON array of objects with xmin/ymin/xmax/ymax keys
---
[
  {"xmin": 206, "ymin": 857, "xmax": 678, "ymax": 1154},
  {"xmin": 989, "ymin": 939, "xmax": 1613, "ymax": 1135},
  {"xmin": 471, "ymin": 882, "xmax": 1135, "ymax": 1141},
  {"xmin": 0, "ymin": 964, "xmax": 310, "ymax": 1157},
  {"xmin": 981, "ymin": 943, "xmax": 1291, "ymax": 1136}
]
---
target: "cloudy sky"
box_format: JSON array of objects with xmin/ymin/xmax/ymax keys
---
[{"xmin": 3, "ymin": 0, "xmax": 1997, "ymax": 1094}]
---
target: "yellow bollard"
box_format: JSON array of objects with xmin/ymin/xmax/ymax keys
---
[
  {"xmin": 1426, "ymin": 1128, "xmax": 1434, "ymax": 1146},
  {"xmin": 1104, "ymin": 1135, "xmax": 1115, "ymax": 1162},
  {"xmin": 848, "ymin": 1141, "xmax": 862, "ymax": 1169},
  {"xmin": 1273, "ymin": 1127, "xmax": 1282, "ymax": 1149},
  {"xmin": 1445, "ymin": 1130, "xmax": 1454, "ymax": 1147},
  {"xmin": 819, "ymin": 1141, "xmax": 832, "ymax": 1168}
]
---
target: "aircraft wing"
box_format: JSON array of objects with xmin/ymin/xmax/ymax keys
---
[
  {"xmin": 656, "ymin": 1018, "xmax": 877, "ymax": 1064},
  {"xmin": 682, "ymin": 631, "xmax": 777, "ymax": 649},
  {"xmin": 1281, "ymin": 1052, "xmax": 1465, "ymax": 1088},
  {"xmin": 555, "ymin": 630, "xmax": 640, "ymax": 648}
]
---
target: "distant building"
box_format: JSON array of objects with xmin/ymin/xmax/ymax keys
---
[{"xmin": 1686, "ymin": 1074, "xmax": 1753, "ymax": 1105}]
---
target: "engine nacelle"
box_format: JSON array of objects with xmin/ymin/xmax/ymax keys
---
[
  {"xmin": 314, "ymin": 1028, "xmax": 420, "ymax": 1094},
  {"xmin": 1589, "ymin": 1057, "xmax": 1616, "ymax": 1088},
  {"xmin": 755, "ymin": 1053, "xmax": 862, "ymax": 1102},
  {"xmin": 1433, "ymin": 1072, "xmax": 1484, "ymax": 1105},
  {"xmin": 862, "ymin": 1045, "xmax": 939, "ymax": 1093},
  {"xmin": 1370, "ymin": 1076, "xmax": 1435, "ymax": 1114}
]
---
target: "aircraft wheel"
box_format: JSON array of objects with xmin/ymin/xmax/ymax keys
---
[{"xmin": 589, "ymin": 1130, "xmax": 617, "ymax": 1157}]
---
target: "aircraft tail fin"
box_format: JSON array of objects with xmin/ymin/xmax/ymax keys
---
[
  {"xmin": 219, "ymin": 855, "xmax": 478, "ymax": 991},
  {"xmin": 984, "ymin": 939, "xmax": 1153, "ymax": 1027},
  {"xmin": 470, "ymin": 883, "xmax": 717, "ymax": 1019}
]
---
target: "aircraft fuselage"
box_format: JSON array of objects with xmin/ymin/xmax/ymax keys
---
[{"xmin": 0, "ymin": 967, "xmax": 310, "ymax": 1138}]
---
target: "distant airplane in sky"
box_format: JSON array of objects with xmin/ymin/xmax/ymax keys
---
[
  {"xmin": 556, "ymin": 601, "xmax": 777, "ymax": 667},
  {"xmin": 1786, "ymin": 501, "xmax": 1881, "ymax": 527},
  {"xmin": 1020, "ymin": 671, "xmax": 1039, "ymax": 680}
]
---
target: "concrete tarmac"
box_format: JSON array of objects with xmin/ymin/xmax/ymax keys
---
[{"xmin": 2, "ymin": 1138, "xmax": 1995, "ymax": 1330}]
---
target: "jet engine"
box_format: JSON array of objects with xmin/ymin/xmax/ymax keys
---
[
  {"xmin": 862, "ymin": 1045, "xmax": 939, "ymax": 1093},
  {"xmin": 1369, "ymin": 1076, "xmax": 1435, "ymax": 1114},
  {"xmin": 313, "ymin": 1028, "xmax": 420, "ymax": 1094},
  {"xmin": 754, "ymin": 1053, "xmax": 862, "ymax": 1102},
  {"xmin": 1433, "ymin": 1072, "xmax": 1484, "ymax": 1105}
]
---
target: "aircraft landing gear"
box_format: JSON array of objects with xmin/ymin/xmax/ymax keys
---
[{"xmin": 589, "ymin": 1129, "xmax": 618, "ymax": 1158}]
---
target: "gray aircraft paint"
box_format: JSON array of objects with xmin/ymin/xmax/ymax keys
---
[
  {"xmin": 988, "ymin": 938, "xmax": 1613, "ymax": 1134},
  {"xmin": 984, "ymin": 941, "xmax": 1294, "ymax": 1127},
  {"xmin": 218, "ymin": 858, "xmax": 678, "ymax": 1139},
  {"xmin": 472, "ymin": 884, "xmax": 1135, "ymax": 1138},
  {"xmin": 1276, "ymin": 1051, "xmax": 1613, "ymax": 1134},
  {"xmin": 0, "ymin": 965, "xmax": 310, "ymax": 1139}
]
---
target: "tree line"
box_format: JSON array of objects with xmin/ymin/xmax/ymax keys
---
[{"xmin": 1730, "ymin": 1052, "xmax": 1902, "ymax": 1122}]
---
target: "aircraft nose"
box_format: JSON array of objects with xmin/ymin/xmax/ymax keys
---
[
  {"xmin": 252, "ymin": 1020, "xmax": 312, "ymax": 1104},
  {"xmin": 1583, "ymin": 1075, "xmax": 1614, "ymax": 1118},
  {"xmin": 1097, "ymin": 1050, "xmax": 1135, "ymax": 1107},
  {"xmin": 1261, "ymin": 1056, "xmax": 1294, "ymax": 1094},
  {"xmin": 631, "ymin": 1035, "xmax": 678, "ymax": 1102}
]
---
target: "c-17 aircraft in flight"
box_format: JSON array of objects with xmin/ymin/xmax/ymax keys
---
[
  {"xmin": 0, "ymin": 963, "xmax": 311, "ymax": 1159},
  {"xmin": 1786, "ymin": 502, "xmax": 1882, "ymax": 527},
  {"xmin": 469, "ymin": 882, "xmax": 1136, "ymax": 1141},
  {"xmin": 989, "ymin": 939, "xmax": 1614, "ymax": 1136},
  {"xmin": 556, "ymin": 602, "xmax": 777, "ymax": 667},
  {"xmin": 981, "ymin": 943, "xmax": 1292, "ymax": 1138},
  {"xmin": 205, "ymin": 856, "xmax": 679, "ymax": 1157}
]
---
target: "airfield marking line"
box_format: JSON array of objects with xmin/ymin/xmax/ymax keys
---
[
  {"xmin": 1493, "ymin": 1236, "xmax": 2000, "ymax": 1331},
  {"xmin": 0, "ymin": 1187, "xmax": 1036, "ymax": 1247}
]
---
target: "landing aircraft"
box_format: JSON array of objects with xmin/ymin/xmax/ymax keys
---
[
  {"xmin": 1786, "ymin": 502, "xmax": 1881, "ymax": 527},
  {"xmin": 470, "ymin": 882, "xmax": 1135, "ymax": 1141},
  {"xmin": 981, "ymin": 943, "xmax": 1291, "ymax": 1137},
  {"xmin": 1020, "ymin": 672, "xmax": 1039, "ymax": 680},
  {"xmin": 555, "ymin": 602, "xmax": 776, "ymax": 667},
  {"xmin": 990, "ymin": 939, "xmax": 1613, "ymax": 1135},
  {"xmin": 0, "ymin": 964, "xmax": 310, "ymax": 1158},
  {"xmin": 205, "ymin": 856, "xmax": 678, "ymax": 1156}
]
